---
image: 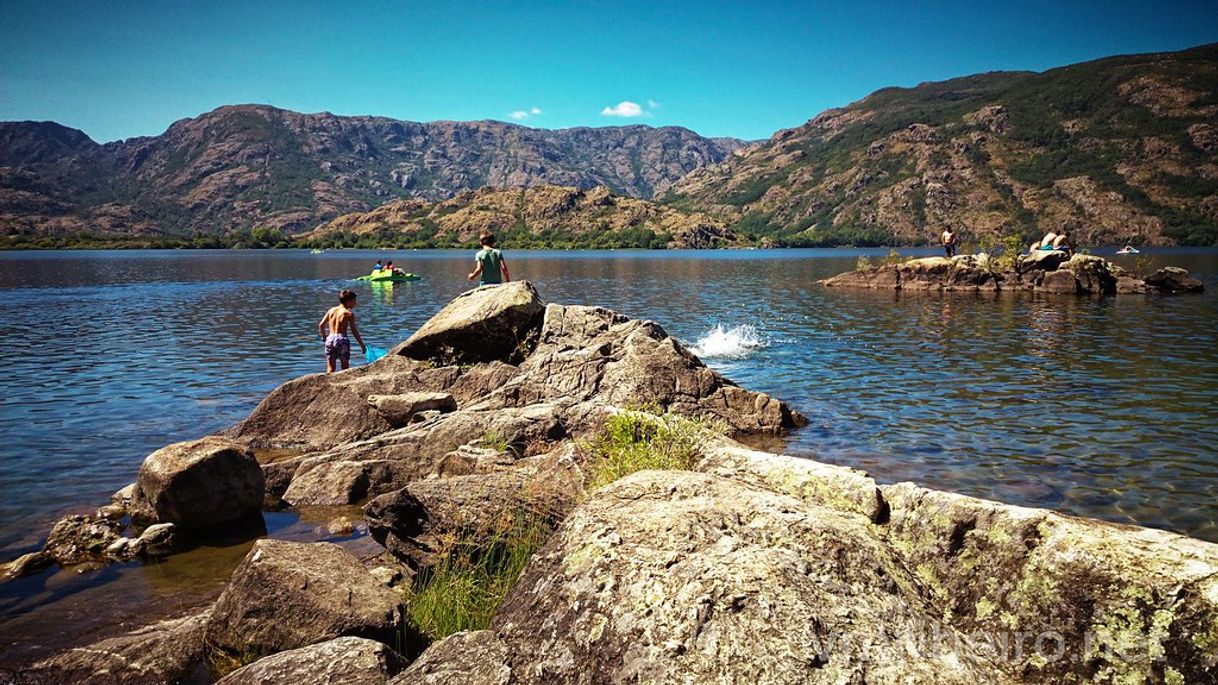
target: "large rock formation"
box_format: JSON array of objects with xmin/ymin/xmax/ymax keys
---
[
  {"xmin": 822, "ymin": 253, "xmax": 1203, "ymax": 295},
  {"xmin": 203, "ymin": 540, "xmax": 403, "ymax": 671},
  {"xmin": 391, "ymin": 281, "xmax": 546, "ymax": 363}
]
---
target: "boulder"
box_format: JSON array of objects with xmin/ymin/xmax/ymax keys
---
[
  {"xmin": 134, "ymin": 436, "xmax": 264, "ymax": 529},
  {"xmin": 364, "ymin": 468, "xmax": 557, "ymax": 569},
  {"xmin": 1061, "ymin": 254, "xmax": 1116, "ymax": 294},
  {"xmin": 1145, "ymin": 266, "xmax": 1205, "ymax": 293},
  {"xmin": 389, "ymin": 630, "xmax": 510, "ymax": 685},
  {"xmin": 0, "ymin": 550, "xmax": 52, "ymax": 581},
  {"xmin": 282, "ymin": 459, "xmax": 415, "ymax": 506},
  {"xmin": 204, "ymin": 540, "xmax": 403, "ymax": 671},
  {"xmin": 1018, "ymin": 248, "xmax": 1071, "ymax": 273},
  {"xmin": 1037, "ymin": 268, "xmax": 1081, "ymax": 294},
  {"xmin": 391, "ymin": 281, "xmax": 545, "ymax": 364},
  {"xmin": 29, "ymin": 610, "xmax": 210, "ymax": 685},
  {"xmin": 403, "ymin": 470, "xmax": 999, "ymax": 683},
  {"xmin": 215, "ymin": 636, "xmax": 407, "ymax": 685},
  {"xmin": 232, "ymin": 356, "xmax": 460, "ymax": 450},
  {"xmin": 368, "ymin": 392, "xmax": 457, "ymax": 427}
]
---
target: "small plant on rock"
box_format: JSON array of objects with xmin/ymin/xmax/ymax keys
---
[
  {"xmin": 584, "ymin": 406, "xmax": 723, "ymax": 492},
  {"xmin": 855, "ymin": 254, "xmax": 874, "ymax": 270}
]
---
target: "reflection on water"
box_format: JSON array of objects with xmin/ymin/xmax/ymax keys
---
[{"xmin": 0, "ymin": 247, "xmax": 1216, "ymax": 657}]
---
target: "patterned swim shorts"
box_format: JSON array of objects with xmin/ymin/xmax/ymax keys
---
[{"xmin": 324, "ymin": 333, "xmax": 350, "ymax": 363}]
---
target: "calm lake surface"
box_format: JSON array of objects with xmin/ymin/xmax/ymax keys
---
[{"xmin": 1, "ymin": 247, "xmax": 1217, "ymax": 660}]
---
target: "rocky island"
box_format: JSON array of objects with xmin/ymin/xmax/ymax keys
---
[{"xmin": 2, "ymin": 283, "xmax": 1216, "ymax": 684}]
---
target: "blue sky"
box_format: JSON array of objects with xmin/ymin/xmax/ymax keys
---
[{"xmin": 2, "ymin": 0, "xmax": 1216, "ymax": 142}]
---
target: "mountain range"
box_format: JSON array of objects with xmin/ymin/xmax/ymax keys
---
[{"xmin": 3, "ymin": 42, "xmax": 1217, "ymax": 247}]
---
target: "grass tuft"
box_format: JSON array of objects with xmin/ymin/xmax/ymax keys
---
[{"xmin": 585, "ymin": 407, "xmax": 723, "ymax": 491}]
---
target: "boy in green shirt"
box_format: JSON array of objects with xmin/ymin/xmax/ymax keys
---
[{"xmin": 467, "ymin": 231, "xmax": 511, "ymax": 286}]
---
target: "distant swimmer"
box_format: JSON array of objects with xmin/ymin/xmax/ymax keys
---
[{"xmin": 1117, "ymin": 245, "xmax": 1140, "ymax": 255}]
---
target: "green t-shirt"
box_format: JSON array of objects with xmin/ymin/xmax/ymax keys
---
[{"xmin": 476, "ymin": 247, "xmax": 503, "ymax": 284}]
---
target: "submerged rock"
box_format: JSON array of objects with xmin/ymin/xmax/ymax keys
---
[
  {"xmin": 1145, "ymin": 266, "xmax": 1205, "ymax": 293},
  {"xmin": 43, "ymin": 514, "xmax": 121, "ymax": 566},
  {"xmin": 204, "ymin": 539, "xmax": 403, "ymax": 671},
  {"xmin": 134, "ymin": 436, "xmax": 264, "ymax": 529},
  {"xmin": 215, "ymin": 636, "xmax": 407, "ymax": 685}
]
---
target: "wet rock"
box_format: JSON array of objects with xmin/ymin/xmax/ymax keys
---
[
  {"xmin": 368, "ymin": 392, "xmax": 457, "ymax": 427},
  {"xmin": 204, "ymin": 539, "xmax": 403, "ymax": 671},
  {"xmin": 390, "ymin": 281, "xmax": 545, "ymax": 364},
  {"xmin": 326, "ymin": 515, "xmax": 355, "ymax": 536},
  {"xmin": 282, "ymin": 459, "xmax": 415, "ymax": 507},
  {"xmin": 136, "ymin": 522, "xmax": 176, "ymax": 556},
  {"xmin": 111, "ymin": 482, "xmax": 136, "ymax": 508},
  {"xmin": 1037, "ymin": 268, "xmax": 1081, "ymax": 294},
  {"xmin": 0, "ymin": 550, "xmax": 52, "ymax": 581},
  {"xmin": 95, "ymin": 503, "xmax": 125, "ymax": 520},
  {"xmin": 134, "ymin": 436, "xmax": 264, "ymax": 529},
  {"xmin": 215, "ymin": 636, "xmax": 408, "ymax": 685},
  {"xmin": 1145, "ymin": 266, "xmax": 1204, "ymax": 293},
  {"xmin": 43, "ymin": 514, "xmax": 121, "ymax": 565},
  {"xmin": 1117, "ymin": 274, "xmax": 1149, "ymax": 294},
  {"xmin": 29, "ymin": 609, "xmax": 210, "ymax": 685},
  {"xmin": 105, "ymin": 536, "xmax": 138, "ymax": 559}
]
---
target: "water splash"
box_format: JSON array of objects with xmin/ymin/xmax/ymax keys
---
[{"xmin": 688, "ymin": 324, "xmax": 767, "ymax": 359}]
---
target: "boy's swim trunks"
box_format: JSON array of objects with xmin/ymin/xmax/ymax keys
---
[{"xmin": 325, "ymin": 333, "xmax": 350, "ymax": 363}]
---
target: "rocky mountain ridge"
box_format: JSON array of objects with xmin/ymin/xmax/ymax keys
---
[
  {"xmin": 667, "ymin": 42, "xmax": 1218, "ymax": 246},
  {"xmin": 302, "ymin": 184, "xmax": 739, "ymax": 249},
  {"xmin": 0, "ymin": 105, "xmax": 747, "ymax": 238}
]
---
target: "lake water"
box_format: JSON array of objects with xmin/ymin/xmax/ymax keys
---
[{"xmin": 1, "ymin": 247, "xmax": 1217, "ymax": 661}]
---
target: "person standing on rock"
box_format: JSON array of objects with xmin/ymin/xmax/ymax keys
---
[
  {"xmin": 318, "ymin": 289, "xmax": 366, "ymax": 373},
  {"xmin": 941, "ymin": 227, "xmax": 958, "ymax": 257},
  {"xmin": 468, "ymin": 231, "xmax": 511, "ymax": 286}
]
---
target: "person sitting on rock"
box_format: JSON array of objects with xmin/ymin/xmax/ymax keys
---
[
  {"xmin": 941, "ymin": 227, "xmax": 958, "ymax": 258},
  {"xmin": 1038, "ymin": 230, "xmax": 1059, "ymax": 250},
  {"xmin": 318, "ymin": 289, "xmax": 366, "ymax": 373},
  {"xmin": 468, "ymin": 231, "xmax": 511, "ymax": 286},
  {"xmin": 1052, "ymin": 230, "xmax": 1073, "ymax": 255}
]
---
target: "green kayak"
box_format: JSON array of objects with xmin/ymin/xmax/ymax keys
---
[{"xmin": 354, "ymin": 270, "xmax": 421, "ymax": 283}]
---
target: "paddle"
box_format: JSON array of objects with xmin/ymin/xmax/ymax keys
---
[{"xmin": 365, "ymin": 345, "xmax": 388, "ymax": 363}]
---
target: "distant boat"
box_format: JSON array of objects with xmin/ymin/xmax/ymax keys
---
[
  {"xmin": 1116, "ymin": 246, "xmax": 1140, "ymax": 255},
  {"xmin": 309, "ymin": 248, "xmax": 325, "ymax": 254}
]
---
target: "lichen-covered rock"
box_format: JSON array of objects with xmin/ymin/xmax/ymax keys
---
[
  {"xmin": 204, "ymin": 540, "xmax": 403, "ymax": 671},
  {"xmin": 1037, "ymin": 268, "xmax": 1081, "ymax": 294},
  {"xmin": 878, "ymin": 482, "xmax": 1218, "ymax": 684},
  {"xmin": 391, "ymin": 281, "xmax": 545, "ymax": 364},
  {"xmin": 404, "ymin": 470, "xmax": 999, "ymax": 684},
  {"xmin": 215, "ymin": 636, "xmax": 408, "ymax": 685},
  {"xmin": 28, "ymin": 610, "xmax": 210, "ymax": 685},
  {"xmin": 389, "ymin": 630, "xmax": 510, "ymax": 685},
  {"xmin": 1019, "ymin": 249, "xmax": 1072, "ymax": 273},
  {"xmin": 134, "ymin": 436, "xmax": 264, "ymax": 529}
]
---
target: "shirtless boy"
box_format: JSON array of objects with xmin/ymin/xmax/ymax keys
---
[{"xmin": 318, "ymin": 289, "xmax": 366, "ymax": 373}]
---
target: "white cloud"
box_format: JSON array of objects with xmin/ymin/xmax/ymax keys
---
[
  {"xmin": 509, "ymin": 107, "xmax": 543, "ymax": 121},
  {"xmin": 601, "ymin": 101, "xmax": 645, "ymax": 117}
]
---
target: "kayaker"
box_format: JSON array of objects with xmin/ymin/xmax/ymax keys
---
[
  {"xmin": 374, "ymin": 260, "xmax": 383, "ymax": 272},
  {"xmin": 318, "ymin": 289, "xmax": 366, "ymax": 374},
  {"xmin": 468, "ymin": 231, "xmax": 510, "ymax": 286},
  {"xmin": 385, "ymin": 260, "xmax": 404, "ymax": 275}
]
